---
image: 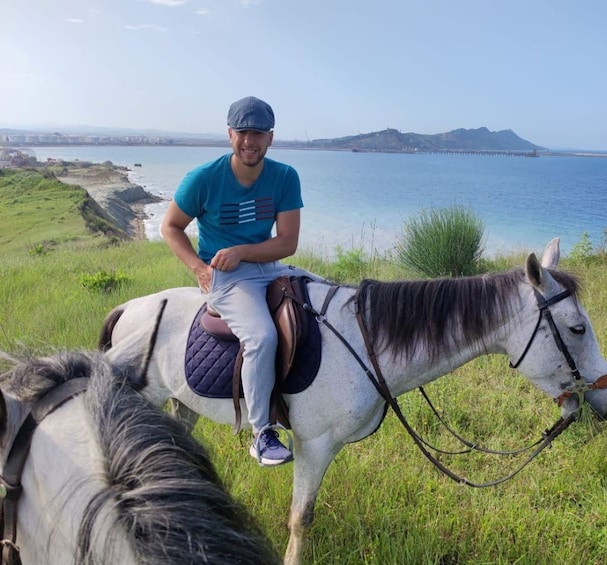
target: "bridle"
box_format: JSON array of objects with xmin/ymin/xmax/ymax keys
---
[
  {"xmin": 0, "ymin": 300, "xmax": 167, "ymax": 565},
  {"xmin": 296, "ymin": 282, "xmax": 607, "ymax": 488},
  {"xmin": 0, "ymin": 378, "xmax": 90, "ymax": 565},
  {"xmin": 509, "ymin": 288, "xmax": 607, "ymax": 410}
]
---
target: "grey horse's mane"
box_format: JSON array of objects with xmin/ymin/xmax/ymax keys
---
[
  {"xmin": 354, "ymin": 268, "xmax": 580, "ymax": 363},
  {"xmin": 1, "ymin": 350, "xmax": 280, "ymax": 565}
]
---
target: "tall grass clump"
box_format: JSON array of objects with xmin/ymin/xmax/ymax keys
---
[
  {"xmin": 291, "ymin": 246, "xmax": 402, "ymax": 284},
  {"xmin": 396, "ymin": 205, "xmax": 485, "ymax": 277}
]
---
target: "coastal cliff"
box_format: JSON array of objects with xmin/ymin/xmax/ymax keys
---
[{"xmin": 49, "ymin": 161, "xmax": 162, "ymax": 239}]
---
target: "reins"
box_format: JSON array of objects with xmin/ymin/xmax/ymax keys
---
[
  {"xmin": 288, "ymin": 282, "xmax": 605, "ymax": 488},
  {"xmin": 353, "ymin": 301, "xmax": 579, "ymax": 487},
  {"xmin": 415, "ymin": 386, "xmax": 549, "ymax": 456}
]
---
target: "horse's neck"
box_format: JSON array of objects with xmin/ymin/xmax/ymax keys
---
[
  {"xmin": 399, "ymin": 288, "xmax": 530, "ymax": 395},
  {"xmin": 312, "ymin": 281, "xmax": 521, "ymax": 396},
  {"xmin": 17, "ymin": 400, "xmax": 137, "ymax": 564}
]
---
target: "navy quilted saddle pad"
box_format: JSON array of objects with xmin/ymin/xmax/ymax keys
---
[{"xmin": 185, "ymin": 304, "xmax": 322, "ymax": 398}]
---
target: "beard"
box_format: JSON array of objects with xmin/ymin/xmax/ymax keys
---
[{"xmin": 234, "ymin": 146, "xmax": 266, "ymax": 168}]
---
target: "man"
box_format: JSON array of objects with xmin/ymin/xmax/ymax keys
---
[{"xmin": 161, "ymin": 96, "xmax": 311, "ymax": 466}]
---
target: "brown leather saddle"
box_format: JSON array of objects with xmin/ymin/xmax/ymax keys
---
[{"xmin": 200, "ymin": 275, "xmax": 312, "ymax": 433}]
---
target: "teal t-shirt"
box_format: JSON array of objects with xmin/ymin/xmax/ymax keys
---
[{"xmin": 173, "ymin": 154, "xmax": 303, "ymax": 263}]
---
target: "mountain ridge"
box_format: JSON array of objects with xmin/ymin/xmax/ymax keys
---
[
  {"xmin": 1, "ymin": 125, "xmax": 544, "ymax": 152},
  {"xmin": 303, "ymin": 127, "xmax": 544, "ymax": 152}
]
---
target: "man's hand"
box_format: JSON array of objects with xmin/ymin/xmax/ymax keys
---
[
  {"xmin": 210, "ymin": 247, "xmax": 243, "ymax": 273},
  {"xmin": 193, "ymin": 263, "xmax": 214, "ymax": 293}
]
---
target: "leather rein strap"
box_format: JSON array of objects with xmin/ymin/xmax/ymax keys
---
[
  {"xmin": 298, "ymin": 283, "xmax": 596, "ymax": 488},
  {"xmin": 0, "ymin": 377, "xmax": 90, "ymax": 565},
  {"xmin": 354, "ymin": 308, "xmax": 575, "ymax": 487},
  {"xmin": 351, "ymin": 286, "xmax": 607, "ymax": 487}
]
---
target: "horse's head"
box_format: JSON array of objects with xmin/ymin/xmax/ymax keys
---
[{"xmin": 510, "ymin": 238, "xmax": 607, "ymax": 420}]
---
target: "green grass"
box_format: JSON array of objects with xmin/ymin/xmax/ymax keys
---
[
  {"xmin": 0, "ymin": 168, "xmax": 127, "ymax": 256},
  {"xmin": 3, "ymin": 169, "xmax": 607, "ymax": 564}
]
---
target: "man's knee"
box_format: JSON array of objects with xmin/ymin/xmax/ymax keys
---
[{"xmin": 246, "ymin": 325, "xmax": 278, "ymax": 351}]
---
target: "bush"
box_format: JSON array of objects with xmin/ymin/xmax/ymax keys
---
[
  {"xmin": 396, "ymin": 206, "xmax": 485, "ymax": 277},
  {"xmin": 29, "ymin": 243, "xmax": 47, "ymax": 257},
  {"xmin": 78, "ymin": 270, "xmax": 129, "ymax": 292},
  {"xmin": 331, "ymin": 246, "xmax": 368, "ymax": 282},
  {"xmin": 569, "ymin": 231, "xmax": 596, "ymax": 264}
]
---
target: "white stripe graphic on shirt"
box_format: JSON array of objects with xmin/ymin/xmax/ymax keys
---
[{"xmin": 220, "ymin": 197, "xmax": 274, "ymax": 225}]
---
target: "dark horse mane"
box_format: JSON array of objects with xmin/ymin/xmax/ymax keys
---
[
  {"xmin": 0, "ymin": 350, "xmax": 280, "ymax": 565},
  {"xmin": 354, "ymin": 268, "xmax": 580, "ymax": 363}
]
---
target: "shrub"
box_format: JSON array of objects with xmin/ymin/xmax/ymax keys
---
[
  {"xmin": 28, "ymin": 240, "xmax": 57, "ymax": 257},
  {"xmin": 78, "ymin": 270, "xmax": 129, "ymax": 292},
  {"xmin": 395, "ymin": 206, "xmax": 485, "ymax": 277},
  {"xmin": 29, "ymin": 243, "xmax": 47, "ymax": 257},
  {"xmin": 569, "ymin": 232, "xmax": 594, "ymax": 264},
  {"xmin": 331, "ymin": 246, "xmax": 368, "ymax": 283}
]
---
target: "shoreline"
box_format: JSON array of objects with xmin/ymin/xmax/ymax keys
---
[{"xmin": 53, "ymin": 162, "xmax": 163, "ymax": 240}]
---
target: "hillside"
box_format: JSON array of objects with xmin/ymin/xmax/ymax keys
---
[
  {"xmin": 0, "ymin": 163, "xmax": 159, "ymax": 254},
  {"xmin": 303, "ymin": 127, "xmax": 543, "ymax": 153},
  {"xmin": 3, "ymin": 125, "xmax": 543, "ymax": 154}
]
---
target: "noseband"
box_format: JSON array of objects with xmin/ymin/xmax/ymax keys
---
[
  {"xmin": 509, "ymin": 288, "xmax": 607, "ymax": 412},
  {"xmin": 0, "ymin": 378, "xmax": 90, "ymax": 565}
]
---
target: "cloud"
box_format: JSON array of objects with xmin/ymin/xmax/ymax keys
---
[
  {"xmin": 147, "ymin": 0, "xmax": 188, "ymax": 5},
  {"xmin": 239, "ymin": 0, "xmax": 267, "ymax": 5},
  {"xmin": 196, "ymin": 9, "xmax": 209, "ymax": 15},
  {"xmin": 67, "ymin": 18, "xmax": 84, "ymax": 24},
  {"xmin": 121, "ymin": 23, "xmax": 167, "ymax": 32}
]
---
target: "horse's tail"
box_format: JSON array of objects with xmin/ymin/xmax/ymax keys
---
[{"xmin": 98, "ymin": 307, "xmax": 124, "ymax": 351}]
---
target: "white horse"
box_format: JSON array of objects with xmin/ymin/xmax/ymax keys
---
[
  {"xmin": 99, "ymin": 238, "xmax": 607, "ymax": 565},
  {"xmin": 0, "ymin": 349, "xmax": 281, "ymax": 565}
]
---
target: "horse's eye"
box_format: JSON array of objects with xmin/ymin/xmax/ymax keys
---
[{"xmin": 570, "ymin": 325, "xmax": 586, "ymax": 335}]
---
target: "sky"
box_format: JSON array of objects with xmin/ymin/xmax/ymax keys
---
[{"xmin": 2, "ymin": 0, "xmax": 606, "ymax": 150}]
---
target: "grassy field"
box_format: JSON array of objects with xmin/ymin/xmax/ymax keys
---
[{"xmin": 2, "ymin": 169, "xmax": 607, "ymax": 564}]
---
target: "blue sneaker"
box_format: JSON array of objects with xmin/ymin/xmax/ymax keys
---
[{"xmin": 250, "ymin": 427, "xmax": 293, "ymax": 466}]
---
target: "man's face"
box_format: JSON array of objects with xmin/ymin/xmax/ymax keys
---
[{"xmin": 228, "ymin": 128, "xmax": 273, "ymax": 168}]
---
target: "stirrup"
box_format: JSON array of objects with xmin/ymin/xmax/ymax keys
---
[{"xmin": 251, "ymin": 423, "xmax": 294, "ymax": 465}]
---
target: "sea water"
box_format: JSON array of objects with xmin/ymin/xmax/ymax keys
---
[{"xmin": 31, "ymin": 145, "xmax": 607, "ymax": 258}]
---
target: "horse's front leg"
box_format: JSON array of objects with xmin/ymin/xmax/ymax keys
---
[{"xmin": 284, "ymin": 435, "xmax": 341, "ymax": 565}]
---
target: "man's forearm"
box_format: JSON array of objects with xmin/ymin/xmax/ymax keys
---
[
  {"xmin": 162, "ymin": 226, "xmax": 206, "ymax": 272},
  {"xmin": 235, "ymin": 235, "xmax": 298, "ymax": 263}
]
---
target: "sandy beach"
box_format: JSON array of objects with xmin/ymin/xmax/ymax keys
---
[{"xmin": 55, "ymin": 163, "xmax": 163, "ymax": 239}]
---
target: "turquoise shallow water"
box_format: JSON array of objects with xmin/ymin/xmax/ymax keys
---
[{"xmin": 33, "ymin": 145, "xmax": 607, "ymax": 257}]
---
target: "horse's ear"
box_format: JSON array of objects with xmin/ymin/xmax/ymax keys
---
[
  {"xmin": 526, "ymin": 253, "xmax": 543, "ymax": 287},
  {"xmin": 526, "ymin": 238, "xmax": 560, "ymax": 292},
  {"xmin": 540, "ymin": 237, "xmax": 560, "ymax": 269},
  {"xmin": 526, "ymin": 250, "xmax": 559, "ymax": 293}
]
